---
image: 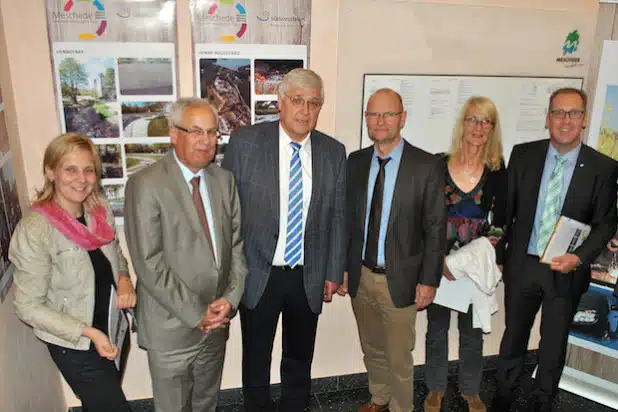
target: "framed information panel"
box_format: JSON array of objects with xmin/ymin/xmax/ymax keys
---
[{"xmin": 361, "ymin": 74, "xmax": 583, "ymax": 162}]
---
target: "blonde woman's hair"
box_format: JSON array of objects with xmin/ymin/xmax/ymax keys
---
[
  {"xmin": 34, "ymin": 133, "xmax": 103, "ymax": 209},
  {"xmin": 448, "ymin": 96, "xmax": 504, "ymax": 171}
]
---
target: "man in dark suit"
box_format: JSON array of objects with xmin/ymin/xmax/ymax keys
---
[
  {"xmin": 342, "ymin": 88, "xmax": 446, "ymax": 412},
  {"xmin": 222, "ymin": 68, "xmax": 346, "ymax": 412},
  {"xmin": 125, "ymin": 98, "xmax": 247, "ymax": 412},
  {"xmin": 493, "ymin": 88, "xmax": 618, "ymax": 411}
]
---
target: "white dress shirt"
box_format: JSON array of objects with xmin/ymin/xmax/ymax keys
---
[
  {"xmin": 272, "ymin": 125, "xmax": 313, "ymax": 266},
  {"xmin": 173, "ymin": 149, "xmax": 218, "ymax": 266}
]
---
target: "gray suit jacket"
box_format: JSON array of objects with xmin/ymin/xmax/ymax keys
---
[
  {"xmin": 222, "ymin": 121, "xmax": 346, "ymax": 314},
  {"xmin": 124, "ymin": 151, "xmax": 247, "ymax": 351}
]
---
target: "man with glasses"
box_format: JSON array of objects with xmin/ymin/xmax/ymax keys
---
[
  {"xmin": 124, "ymin": 98, "xmax": 247, "ymax": 412},
  {"xmin": 342, "ymin": 88, "xmax": 446, "ymax": 412},
  {"xmin": 222, "ymin": 68, "xmax": 346, "ymax": 412},
  {"xmin": 493, "ymin": 88, "xmax": 618, "ymax": 411}
]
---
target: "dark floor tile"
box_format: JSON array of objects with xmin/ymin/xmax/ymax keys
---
[
  {"xmin": 128, "ymin": 398, "xmax": 155, "ymax": 411},
  {"xmin": 218, "ymin": 387, "xmax": 244, "ymax": 406},
  {"xmin": 337, "ymin": 373, "xmax": 368, "ymax": 391},
  {"xmin": 312, "ymin": 376, "xmax": 339, "ymax": 394},
  {"xmin": 317, "ymin": 388, "xmax": 368, "ymax": 412},
  {"xmin": 216, "ymin": 404, "xmax": 244, "ymax": 412}
]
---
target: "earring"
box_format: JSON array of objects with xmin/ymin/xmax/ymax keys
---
[{"xmin": 582, "ymin": 125, "xmax": 587, "ymax": 130}]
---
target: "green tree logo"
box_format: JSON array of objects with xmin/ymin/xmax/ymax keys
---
[{"xmin": 563, "ymin": 30, "xmax": 580, "ymax": 55}]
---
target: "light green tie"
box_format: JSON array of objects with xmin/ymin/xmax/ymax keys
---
[{"xmin": 537, "ymin": 154, "xmax": 568, "ymax": 256}]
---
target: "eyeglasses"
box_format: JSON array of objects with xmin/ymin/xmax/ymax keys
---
[
  {"xmin": 285, "ymin": 95, "xmax": 323, "ymax": 111},
  {"xmin": 366, "ymin": 111, "xmax": 403, "ymax": 121},
  {"xmin": 175, "ymin": 125, "xmax": 221, "ymax": 141},
  {"xmin": 549, "ymin": 109, "xmax": 585, "ymax": 119},
  {"xmin": 464, "ymin": 116, "xmax": 494, "ymax": 129}
]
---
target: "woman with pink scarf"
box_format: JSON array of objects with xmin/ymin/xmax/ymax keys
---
[{"xmin": 9, "ymin": 133, "xmax": 135, "ymax": 412}]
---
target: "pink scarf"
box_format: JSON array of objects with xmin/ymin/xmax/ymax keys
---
[{"xmin": 32, "ymin": 201, "xmax": 114, "ymax": 251}]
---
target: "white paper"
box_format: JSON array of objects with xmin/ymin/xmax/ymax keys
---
[
  {"xmin": 108, "ymin": 285, "xmax": 129, "ymax": 370},
  {"xmin": 433, "ymin": 276, "xmax": 474, "ymax": 313},
  {"xmin": 540, "ymin": 216, "xmax": 591, "ymax": 264}
]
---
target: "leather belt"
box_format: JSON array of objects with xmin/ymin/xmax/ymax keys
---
[
  {"xmin": 363, "ymin": 262, "xmax": 386, "ymax": 274},
  {"xmin": 273, "ymin": 265, "xmax": 303, "ymax": 272}
]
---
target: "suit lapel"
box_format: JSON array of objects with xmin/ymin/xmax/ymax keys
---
[
  {"xmin": 263, "ymin": 123, "xmax": 280, "ymax": 226},
  {"xmin": 386, "ymin": 143, "xmax": 411, "ymax": 236},
  {"xmin": 162, "ymin": 152, "xmax": 204, "ymax": 237},
  {"xmin": 520, "ymin": 140, "xmax": 549, "ymax": 232},
  {"xmin": 561, "ymin": 144, "xmax": 589, "ymax": 216},
  {"xmin": 204, "ymin": 165, "xmax": 223, "ymax": 267},
  {"xmin": 358, "ymin": 148, "xmax": 374, "ymax": 238},
  {"xmin": 306, "ymin": 133, "xmax": 323, "ymax": 230}
]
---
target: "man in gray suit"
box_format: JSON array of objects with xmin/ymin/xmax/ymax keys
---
[
  {"xmin": 124, "ymin": 98, "xmax": 247, "ymax": 412},
  {"xmin": 342, "ymin": 88, "xmax": 446, "ymax": 412},
  {"xmin": 222, "ymin": 68, "xmax": 346, "ymax": 412}
]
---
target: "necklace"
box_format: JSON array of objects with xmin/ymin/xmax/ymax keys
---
[{"xmin": 463, "ymin": 165, "xmax": 480, "ymax": 184}]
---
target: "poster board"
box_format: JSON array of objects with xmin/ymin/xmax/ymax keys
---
[
  {"xmin": 559, "ymin": 40, "xmax": 618, "ymax": 409},
  {"xmin": 190, "ymin": 0, "xmax": 311, "ymax": 165},
  {"xmin": 0, "ymin": 84, "xmax": 22, "ymax": 301},
  {"xmin": 45, "ymin": 0, "xmax": 178, "ymax": 224},
  {"xmin": 360, "ymin": 74, "xmax": 583, "ymax": 161}
]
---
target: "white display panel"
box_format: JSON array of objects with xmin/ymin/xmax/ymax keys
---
[{"xmin": 361, "ymin": 74, "xmax": 583, "ymax": 162}]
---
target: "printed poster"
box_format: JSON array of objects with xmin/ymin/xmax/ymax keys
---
[
  {"xmin": 191, "ymin": 0, "xmax": 311, "ymax": 163},
  {"xmin": 0, "ymin": 83, "xmax": 24, "ymax": 301},
  {"xmin": 46, "ymin": 0, "xmax": 178, "ymax": 221}
]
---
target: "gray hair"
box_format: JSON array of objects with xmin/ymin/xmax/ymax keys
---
[
  {"xmin": 168, "ymin": 97, "xmax": 216, "ymax": 126},
  {"xmin": 278, "ymin": 68, "xmax": 324, "ymax": 101}
]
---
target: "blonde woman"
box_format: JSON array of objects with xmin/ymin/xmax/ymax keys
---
[
  {"xmin": 423, "ymin": 97, "xmax": 507, "ymax": 412},
  {"xmin": 9, "ymin": 133, "xmax": 135, "ymax": 412}
]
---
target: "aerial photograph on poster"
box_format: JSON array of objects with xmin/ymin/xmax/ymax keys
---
[
  {"xmin": 199, "ymin": 58, "xmax": 251, "ymax": 136},
  {"xmin": 254, "ymin": 59, "xmax": 303, "ymax": 95},
  {"xmin": 0, "ymin": 161, "xmax": 22, "ymax": 233},
  {"xmin": 96, "ymin": 144, "xmax": 123, "ymax": 178},
  {"xmin": 596, "ymin": 84, "xmax": 618, "ymax": 160},
  {"xmin": 121, "ymin": 101, "xmax": 171, "ymax": 137},
  {"xmin": 118, "ymin": 58, "xmax": 174, "ymax": 96},
  {"xmin": 255, "ymin": 100, "xmax": 279, "ymax": 124},
  {"xmin": 58, "ymin": 56, "xmax": 120, "ymax": 138},
  {"xmin": 125, "ymin": 143, "xmax": 171, "ymax": 176},
  {"xmin": 103, "ymin": 184, "xmax": 125, "ymax": 217}
]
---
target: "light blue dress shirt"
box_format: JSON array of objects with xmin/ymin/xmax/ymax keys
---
[
  {"xmin": 173, "ymin": 150, "xmax": 218, "ymax": 264},
  {"xmin": 527, "ymin": 143, "xmax": 581, "ymax": 255},
  {"xmin": 363, "ymin": 138, "xmax": 405, "ymax": 266}
]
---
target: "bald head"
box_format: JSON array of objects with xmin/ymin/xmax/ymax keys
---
[
  {"xmin": 367, "ymin": 88, "xmax": 404, "ymax": 112},
  {"xmin": 365, "ymin": 88, "xmax": 407, "ymax": 154}
]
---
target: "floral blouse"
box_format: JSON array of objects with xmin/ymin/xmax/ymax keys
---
[{"xmin": 442, "ymin": 154, "xmax": 507, "ymax": 256}]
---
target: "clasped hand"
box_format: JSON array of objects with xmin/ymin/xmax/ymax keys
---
[{"xmin": 200, "ymin": 298, "xmax": 232, "ymax": 333}]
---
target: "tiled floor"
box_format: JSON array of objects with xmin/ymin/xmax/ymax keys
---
[
  {"xmin": 216, "ymin": 368, "xmax": 617, "ymax": 411},
  {"xmin": 105, "ymin": 364, "xmax": 617, "ymax": 412}
]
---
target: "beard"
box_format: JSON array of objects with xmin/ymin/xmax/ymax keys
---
[{"xmin": 369, "ymin": 132, "xmax": 397, "ymax": 145}]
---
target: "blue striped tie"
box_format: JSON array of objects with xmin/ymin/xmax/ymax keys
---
[{"xmin": 285, "ymin": 142, "xmax": 303, "ymax": 268}]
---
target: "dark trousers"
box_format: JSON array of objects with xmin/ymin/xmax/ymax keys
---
[
  {"xmin": 48, "ymin": 331, "xmax": 131, "ymax": 412},
  {"xmin": 425, "ymin": 303, "xmax": 484, "ymax": 395},
  {"xmin": 496, "ymin": 255, "xmax": 582, "ymax": 405},
  {"xmin": 240, "ymin": 266, "xmax": 319, "ymax": 412}
]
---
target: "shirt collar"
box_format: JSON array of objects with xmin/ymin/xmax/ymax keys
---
[
  {"xmin": 279, "ymin": 124, "xmax": 311, "ymax": 150},
  {"xmin": 547, "ymin": 141, "xmax": 581, "ymax": 166},
  {"xmin": 372, "ymin": 137, "xmax": 404, "ymax": 163},
  {"xmin": 173, "ymin": 148, "xmax": 204, "ymax": 184}
]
